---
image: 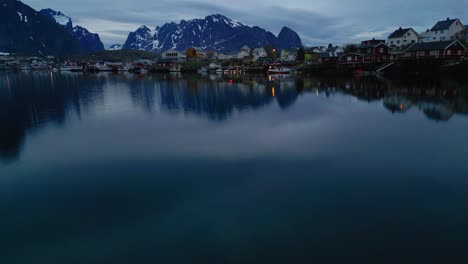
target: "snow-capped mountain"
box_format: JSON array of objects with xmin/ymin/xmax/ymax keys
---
[
  {"xmin": 108, "ymin": 44, "xmax": 122, "ymax": 50},
  {"xmin": 123, "ymin": 14, "xmax": 303, "ymax": 53},
  {"xmin": 39, "ymin": 8, "xmax": 73, "ymax": 31},
  {"xmin": 40, "ymin": 8, "xmax": 104, "ymax": 53},
  {"xmin": 0, "ymin": 0, "xmax": 84, "ymax": 55}
]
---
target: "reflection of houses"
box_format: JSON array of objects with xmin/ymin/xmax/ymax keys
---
[
  {"xmin": 383, "ymin": 95, "xmax": 413, "ymax": 113},
  {"xmin": 161, "ymin": 49, "xmax": 186, "ymax": 63},
  {"xmin": 402, "ymin": 40, "xmax": 466, "ymax": 60},
  {"xmin": 419, "ymin": 101, "xmax": 454, "ymax": 121},
  {"xmin": 356, "ymin": 39, "xmax": 391, "ymax": 62},
  {"xmin": 388, "ymin": 28, "xmax": 419, "ymax": 51},
  {"xmin": 419, "ymin": 18, "xmax": 464, "ymax": 43}
]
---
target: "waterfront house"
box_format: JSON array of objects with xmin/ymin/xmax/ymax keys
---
[
  {"xmin": 419, "ymin": 18, "xmax": 464, "ymax": 42},
  {"xmin": 318, "ymin": 50, "xmax": 343, "ymax": 64},
  {"xmin": 161, "ymin": 49, "xmax": 186, "ymax": 63},
  {"xmin": 237, "ymin": 45, "xmax": 251, "ymax": 59},
  {"xmin": 252, "ymin": 47, "xmax": 267, "ymax": 60},
  {"xmin": 186, "ymin": 47, "xmax": 207, "ymax": 60},
  {"xmin": 454, "ymin": 26, "xmax": 468, "ymax": 43},
  {"xmin": 304, "ymin": 50, "xmax": 319, "ymax": 64},
  {"xmin": 388, "ymin": 28, "xmax": 419, "ymax": 51},
  {"xmin": 356, "ymin": 39, "xmax": 390, "ymax": 62},
  {"xmin": 402, "ymin": 40, "xmax": 466, "ymax": 60},
  {"xmin": 281, "ymin": 49, "xmax": 298, "ymax": 62},
  {"xmin": 338, "ymin": 53, "xmax": 364, "ymax": 64},
  {"xmin": 217, "ymin": 52, "xmax": 238, "ymax": 60}
]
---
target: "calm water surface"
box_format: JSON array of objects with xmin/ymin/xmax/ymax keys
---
[{"xmin": 1, "ymin": 72, "xmax": 468, "ymax": 263}]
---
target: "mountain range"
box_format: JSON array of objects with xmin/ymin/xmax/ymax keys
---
[
  {"xmin": 40, "ymin": 8, "xmax": 104, "ymax": 54},
  {"xmin": 0, "ymin": 0, "xmax": 84, "ymax": 56},
  {"xmin": 1, "ymin": 0, "xmax": 302, "ymax": 56},
  {"xmin": 122, "ymin": 14, "xmax": 302, "ymax": 52}
]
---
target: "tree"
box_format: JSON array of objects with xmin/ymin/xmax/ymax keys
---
[
  {"xmin": 296, "ymin": 47, "xmax": 305, "ymax": 62},
  {"xmin": 343, "ymin": 43, "xmax": 359, "ymax": 53},
  {"xmin": 263, "ymin": 44, "xmax": 277, "ymax": 59}
]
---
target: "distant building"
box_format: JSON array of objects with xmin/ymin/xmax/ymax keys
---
[
  {"xmin": 161, "ymin": 49, "xmax": 186, "ymax": 62},
  {"xmin": 388, "ymin": 28, "xmax": 419, "ymax": 50},
  {"xmin": 338, "ymin": 53, "xmax": 364, "ymax": 64},
  {"xmin": 281, "ymin": 48, "xmax": 298, "ymax": 62},
  {"xmin": 186, "ymin": 47, "xmax": 207, "ymax": 60},
  {"xmin": 237, "ymin": 45, "xmax": 251, "ymax": 59},
  {"xmin": 403, "ymin": 40, "xmax": 466, "ymax": 60},
  {"xmin": 454, "ymin": 26, "xmax": 468, "ymax": 43},
  {"xmin": 419, "ymin": 18, "xmax": 464, "ymax": 42},
  {"xmin": 217, "ymin": 52, "xmax": 238, "ymax": 60},
  {"xmin": 356, "ymin": 39, "xmax": 391, "ymax": 62}
]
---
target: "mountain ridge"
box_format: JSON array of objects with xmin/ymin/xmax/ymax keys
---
[{"xmin": 122, "ymin": 14, "xmax": 303, "ymax": 53}]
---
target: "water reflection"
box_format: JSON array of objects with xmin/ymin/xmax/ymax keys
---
[{"xmin": 0, "ymin": 72, "xmax": 467, "ymax": 162}]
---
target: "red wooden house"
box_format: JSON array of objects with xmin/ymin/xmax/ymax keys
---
[
  {"xmin": 356, "ymin": 39, "xmax": 391, "ymax": 62},
  {"xmin": 338, "ymin": 53, "xmax": 364, "ymax": 64},
  {"xmin": 402, "ymin": 40, "xmax": 466, "ymax": 60}
]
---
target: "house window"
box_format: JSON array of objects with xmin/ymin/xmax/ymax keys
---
[
  {"xmin": 405, "ymin": 52, "xmax": 411, "ymax": 57},
  {"xmin": 397, "ymin": 40, "xmax": 400, "ymax": 44},
  {"xmin": 447, "ymin": 50, "xmax": 452, "ymax": 55},
  {"xmin": 390, "ymin": 41, "xmax": 394, "ymax": 44},
  {"xmin": 430, "ymin": 50, "xmax": 439, "ymax": 56},
  {"xmin": 458, "ymin": 50, "xmax": 463, "ymax": 55},
  {"xmin": 417, "ymin": 51, "xmax": 425, "ymax": 56},
  {"xmin": 367, "ymin": 48, "xmax": 372, "ymax": 53},
  {"xmin": 404, "ymin": 40, "xmax": 407, "ymax": 43},
  {"xmin": 441, "ymin": 37, "xmax": 446, "ymax": 41},
  {"xmin": 379, "ymin": 48, "xmax": 384, "ymax": 53}
]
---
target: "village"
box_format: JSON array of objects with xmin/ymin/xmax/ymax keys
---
[{"xmin": 1, "ymin": 17, "xmax": 468, "ymax": 75}]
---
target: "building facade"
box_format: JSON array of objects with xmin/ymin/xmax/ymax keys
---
[
  {"xmin": 419, "ymin": 18, "xmax": 464, "ymax": 42},
  {"xmin": 388, "ymin": 28, "xmax": 419, "ymax": 50}
]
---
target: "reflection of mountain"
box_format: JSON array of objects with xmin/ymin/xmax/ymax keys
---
[
  {"xmin": 0, "ymin": 73, "xmax": 106, "ymax": 161},
  {"xmin": 2, "ymin": 73, "xmax": 468, "ymax": 162},
  {"xmin": 127, "ymin": 75, "xmax": 302, "ymax": 121}
]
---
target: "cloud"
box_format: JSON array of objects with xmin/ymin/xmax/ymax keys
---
[{"xmin": 23, "ymin": 0, "xmax": 468, "ymax": 47}]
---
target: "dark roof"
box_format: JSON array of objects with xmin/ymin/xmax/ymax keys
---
[
  {"xmin": 389, "ymin": 28, "xmax": 412, "ymax": 38},
  {"xmin": 406, "ymin": 40, "xmax": 464, "ymax": 52},
  {"xmin": 431, "ymin": 19, "xmax": 458, "ymax": 31},
  {"xmin": 358, "ymin": 43, "xmax": 387, "ymax": 49},
  {"xmin": 319, "ymin": 52, "xmax": 343, "ymax": 58}
]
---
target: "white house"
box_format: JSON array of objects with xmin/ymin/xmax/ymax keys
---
[
  {"xmin": 217, "ymin": 52, "xmax": 238, "ymax": 60},
  {"xmin": 237, "ymin": 45, "xmax": 251, "ymax": 59},
  {"xmin": 388, "ymin": 27, "xmax": 419, "ymax": 50},
  {"xmin": 419, "ymin": 18, "xmax": 464, "ymax": 43},
  {"xmin": 161, "ymin": 49, "xmax": 186, "ymax": 62},
  {"xmin": 252, "ymin": 47, "xmax": 267, "ymax": 60},
  {"xmin": 281, "ymin": 48, "xmax": 298, "ymax": 62}
]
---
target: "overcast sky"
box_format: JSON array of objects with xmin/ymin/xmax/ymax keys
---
[{"xmin": 25, "ymin": 0, "xmax": 468, "ymax": 48}]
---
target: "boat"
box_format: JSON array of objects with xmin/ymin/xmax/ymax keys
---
[
  {"xmin": 268, "ymin": 67, "xmax": 291, "ymax": 74},
  {"xmin": 60, "ymin": 65, "xmax": 83, "ymax": 72},
  {"xmin": 170, "ymin": 65, "xmax": 182, "ymax": 72}
]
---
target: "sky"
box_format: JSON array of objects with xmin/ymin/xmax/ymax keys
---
[{"xmin": 25, "ymin": 0, "xmax": 468, "ymax": 48}]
